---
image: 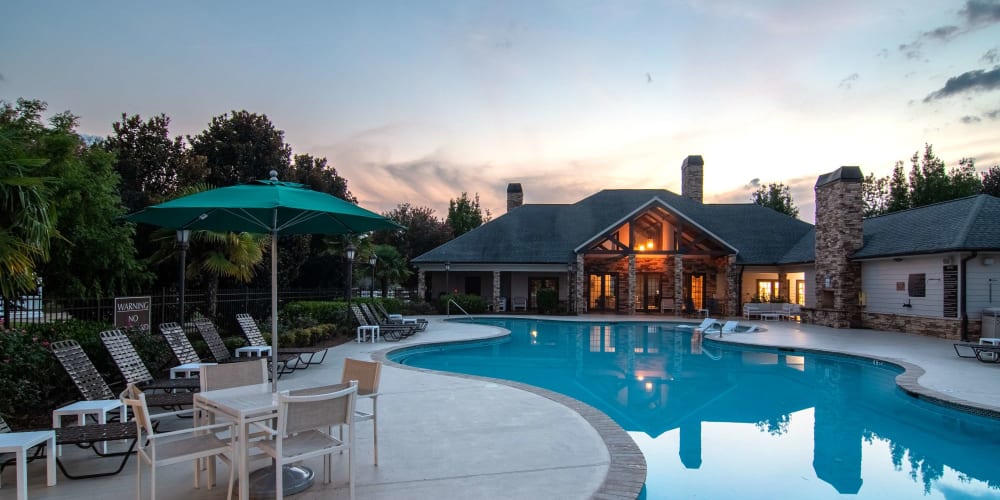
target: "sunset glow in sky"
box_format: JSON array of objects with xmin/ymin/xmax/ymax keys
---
[{"xmin": 4, "ymin": 1, "xmax": 1000, "ymax": 222}]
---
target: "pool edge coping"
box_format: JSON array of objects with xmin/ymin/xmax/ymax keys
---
[
  {"xmin": 372, "ymin": 327, "xmax": 647, "ymax": 500},
  {"xmin": 704, "ymin": 334, "xmax": 1000, "ymax": 420}
]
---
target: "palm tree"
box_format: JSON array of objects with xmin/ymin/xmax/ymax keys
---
[
  {"xmin": 0, "ymin": 127, "xmax": 58, "ymax": 324},
  {"xmin": 373, "ymin": 244, "xmax": 412, "ymax": 297}
]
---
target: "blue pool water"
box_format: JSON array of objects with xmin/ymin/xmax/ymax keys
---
[{"xmin": 390, "ymin": 318, "xmax": 1000, "ymax": 499}]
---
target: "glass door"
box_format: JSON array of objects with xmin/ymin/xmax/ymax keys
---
[
  {"xmin": 588, "ymin": 274, "xmax": 618, "ymax": 312},
  {"xmin": 635, "ymin": 273, "xmax": 661, "ymax": 312}
]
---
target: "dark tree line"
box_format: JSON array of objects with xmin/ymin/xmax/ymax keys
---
[
  {"xmin": 863, "ymin": 144, "xmax": 1000, "ymax": 218},
  {"xmin": 1, "ymin": 97, "xmax": 492, "ymax": 309}
]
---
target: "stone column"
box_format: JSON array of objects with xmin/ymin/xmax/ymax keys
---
[
  {"xmin": 813, "ymin": 166, "xmax": 864, "ymax": 328},
  {"xmin": 492, "ymin": 270, "xmax": 501, "ymax": 311},
  {"xmin": 674, "ymin": 255, "xmax": 684, "ymax": 311},
  {"xmin": 575, "ymin": 253, "xmax": 586, "ymax": 313},
  {"xmin": 777, "ymin": 271, "xmax": 788, "ymax": 302},
  {"xmin": 628, "ymin": 255, "xmax": 636, "ymax": 314},
  {"xmin": 417, "ymin": 269, "xmax": 426, "ymax": 302},
  {"xmin": 725, "ymin": 255, "xmax": 739, "ymax": 317}
]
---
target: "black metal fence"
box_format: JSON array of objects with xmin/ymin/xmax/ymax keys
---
[
  {"xmin": 1, "ymin": 287, "xmax": 349, "ymax": 329},
  {"xmin": 1, "ymin": 286, "xmax": 421, "ymax": 330}
]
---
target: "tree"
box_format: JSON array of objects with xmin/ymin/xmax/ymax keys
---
[
  {"xmin": 0, "ymin": 101, "xmax": 58, "ymax": 312},
  {"xmin": 750, "ymin": 182, "xmax": 799, "ymax": 218},
  {"xmin": 886, "ymin": 161, "xmax": 910, "ymax": 213},
  {"xmin": 983, "ymin": 165, "xmax": 1000, "ymax": 197},
  {"xmin": 288, "ymin": 154, "xmax": 356, "ymax": 202},
  {"xmin": 373, "ymin": 203, "xmax": 451, "ymax": 263},
  {"xmin": 188, "ymin": 110, "xmax": 292, "ymax": 187},
  {"xmin": 104, "ymin": 113, "xmax": 195, "ymax": 213},
  {"xmin": 908, "ymin": 144, "xmax": 981, "ymax": 208},
  {"xmin": 447, "ymin": 192, "xmax": 491, "ymax": 237},
  {"xmin": 862, "ymin": 173, "xmax": 889, "ymax": 217},
  {"xmin": 2, "ymin": 99, "xmax": 150, "ymax": 298},
  {"xmin": 372, "ymin": 243, "xmax": 412, "ymax": 297}
]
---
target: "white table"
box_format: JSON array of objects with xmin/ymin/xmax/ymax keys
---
[
  {"xmin": 52, "ymin": 400, "xmax": 125, "ymax": 454},
  {"xmin": 357, "ymin": 325, "xmax": 379, "ymax": 343},
  {"xmin": 170, "ymin": 362, "xmax": 216, "ymax": 379},
  {"xmin": 194, "ymin": 381, "xmax": 317, "ymax": 500},
  {"xmin": 235, "ymin": 346, "xmax": 271, "ymax": 358},
  {"xmin": 0, "ymin": 430, "xmax": 56, "ymax": 500}
]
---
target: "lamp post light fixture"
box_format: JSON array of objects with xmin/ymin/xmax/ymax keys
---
[
  {"xmin": 369, "ymin": 254, "xmax": 378, "ymax": 299},
  {"xmin": 346, "ymin": 242, "xmax": 356, "ymax": 325},
  {"xmin": 176, "ymin": 229, "xmax": 191, "ymax": 324}
]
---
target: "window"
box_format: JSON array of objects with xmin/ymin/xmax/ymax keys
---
[
  {"xmin": 907, "ymin": 273, "xmax": 926, "ymax": 298},
  {"xmin": 756, "ymin": 279, "xmax": 782, "ymax": 302}
]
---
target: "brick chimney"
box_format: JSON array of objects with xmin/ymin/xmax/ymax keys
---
[
  {"xmin": 507, "ymin": 183, "xmax": 523, "ymax": 212},
  {"xmin": 813, "ymin": 166, "xmax": 864, "ymax": 328},
  {"xmin": 681, "ymin": 155, "xmax": 704, "ymax": 203}
]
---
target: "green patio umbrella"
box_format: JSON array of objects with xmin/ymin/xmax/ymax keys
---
[{"xmin": 126, "ymin": 171, "xmax": 403, "ymax": 390}]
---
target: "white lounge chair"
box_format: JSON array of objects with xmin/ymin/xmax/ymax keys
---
[
  {"xmin": 717, "ymin": 321, "xmax": 760, "ymax": 334},
  {"xmin": 695, "ymin": 318, "xmax": 720, "ymax": 331}
]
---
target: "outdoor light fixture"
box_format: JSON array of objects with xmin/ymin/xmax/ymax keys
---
[
  {"xmin": 369, "ymin": 254, "xmax": 378, "ymax": 298},
  {"xmin": 445, "ymin": 261, "xmax": 451, "ymax": 294},
  {"xmin": 346, "ymin": 242, "xmax": 356, "ymax": 325},
  {"xmin": 176, "ymin": 229, "xmax": 191, "ymax": 324}
]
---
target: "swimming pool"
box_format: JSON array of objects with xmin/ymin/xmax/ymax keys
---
[{"xmin": 390, "ymin": 318, "xmax": 1000, "ymax": 499}]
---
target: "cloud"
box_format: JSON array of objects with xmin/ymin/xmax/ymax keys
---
[
  {"xmin": 898, "ymin": 1, "xmax": 1000, "ymax": 59},
  {"xmin": 838, "ymin": 73, "xmax": 859, "ymax": 90},
  {"xmin": 876, "ymin": 48, "xmax": 889, "ymax": 59},
  {"xmin": 986, "ymin": 109, "xmax": 1000, "ymax": 119},
  {"xmin": 924, "ymin": 66, "xmax": 1000, "ymax": 101},
  {"xmin": 745, "ymin": 178, "xmax": 760, "ymax": 189},
  {"xmin": 983, "ymin": 48, "xmax": 1000, "ymax": 64},
  {"xmin": 961, "ymin": 115, "xmax": 983, "ymax": 123},
  {"xmin": 960, "ymin": 0, "xmax": 1000, "ymax": 25}
]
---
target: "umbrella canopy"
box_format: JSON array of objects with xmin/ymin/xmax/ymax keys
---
[{"xmin": 126, "ymin": 172, "xmax": 403, "ymax": 390}]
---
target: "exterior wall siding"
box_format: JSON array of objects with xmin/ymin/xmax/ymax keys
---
[
  {"xmin": 967, "ymin": 253, "xmax": 1000, "ymax": 319},
  {"xmin": 861, "ymin": 256, "xmax": 945, "ymax": 317}
]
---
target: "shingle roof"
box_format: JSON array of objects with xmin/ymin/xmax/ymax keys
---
[
  {"xmin": 853, "ymin": 194, "xmax": 1000, "ymax": 259},
  {"xmin": 413, "ymin": 189, "xmax": 814, "ymax": 265}
]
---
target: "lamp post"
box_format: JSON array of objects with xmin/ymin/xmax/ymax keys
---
[
  {"xmin": 445, "ymin": 262, "xmax": 451, "ymax": 295},
  {"xmin": 346, "ymin": 242, "xmax": 356, "ymax": 325},
  {"xmin": 176, "ymin": 229, "xmax": 191, "ymax": 324},
  {"xmin": 369, "ymin": 254, "xmax": 378, "ymax": 299}
]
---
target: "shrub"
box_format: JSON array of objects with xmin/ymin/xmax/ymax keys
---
[
  {"xmin": 437, "ymin": 293, "xmax": 487, "ymax": 314},
  {"xmin": 536, "ymin": 288, "xmax": 558, "ymax": 314}
]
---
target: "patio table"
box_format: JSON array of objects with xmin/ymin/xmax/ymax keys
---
[
  {"xmin": 0, "ymin": 430, "xmax": 55, "ymax": 500},
  {"xmin": 194, "ymin": 380, "xmax": 319, "ymax": 500}
]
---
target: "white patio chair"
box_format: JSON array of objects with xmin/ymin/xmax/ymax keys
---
[
  {"xmin": 512, "ymin": 296, "xmax": 528, "ymax": 312},
  {"xmin": 660, "ymin": 298, "xmax": 676, "ymax": 314},
  {"xmin": 121, "ymin": 384, "xmax": 235, "ymax": 500},
  {"xmin": 253, "ymin": 381, "xmax": 358, "ymax": 500},
  {"xmin": 341, "ymin": 358, "xmax": 381, "ymax": 465}
]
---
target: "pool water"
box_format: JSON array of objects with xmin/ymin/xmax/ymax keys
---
[{"xmin": 390, "ymin": 318, "xmax": 1000, "ymax": 499}]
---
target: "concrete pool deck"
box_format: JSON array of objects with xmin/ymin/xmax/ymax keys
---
[{"xmin": 8, "ymin": 314, "xmax": 1000, "ymax": 499}]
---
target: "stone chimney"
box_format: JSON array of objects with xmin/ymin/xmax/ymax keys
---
[
  {"xmin": 506, "ymin": 183, "xmax": 523, "ymax": 212},
  {"xmin": 681, "ymin": 155, "xmax": 704, "ymax": 203},
  {"xmin": 813, "ymin": 166, "xmax": 864, "ymax": 328}
]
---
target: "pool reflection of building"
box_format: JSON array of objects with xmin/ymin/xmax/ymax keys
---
[{"xmin": 454, "ymin": 321, "xmax": 1000, "ymax": 495}]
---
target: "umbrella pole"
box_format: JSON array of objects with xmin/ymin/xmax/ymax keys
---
[{"xmin": 271, "ymin": 225, "xmax": 279, "ymax": 393}]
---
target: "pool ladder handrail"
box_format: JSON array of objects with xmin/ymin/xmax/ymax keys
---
[{"xmin": 447, "ymin": 299, "xmax": 472, "ymax": 318}]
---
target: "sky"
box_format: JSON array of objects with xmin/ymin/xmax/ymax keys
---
[{"xmin": 3, "ymin": 1, "xmax": 1000, "ymax": 223}]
